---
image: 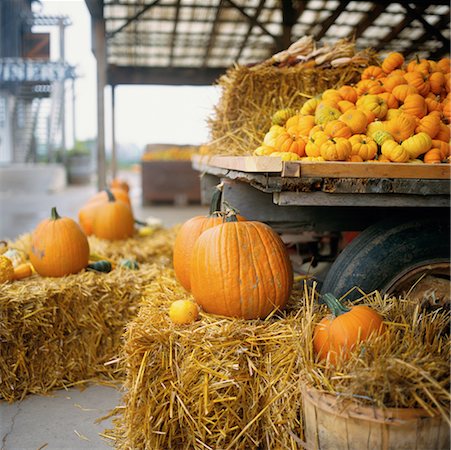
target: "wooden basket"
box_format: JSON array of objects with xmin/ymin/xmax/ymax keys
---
[{"xmin": 302, "ymin": 386, "xmax": 450, "ymax": 450}]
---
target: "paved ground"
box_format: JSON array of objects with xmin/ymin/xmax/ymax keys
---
[{"xmin": 0, "ymin": 168, "xmax": 207, "ymax": 450}]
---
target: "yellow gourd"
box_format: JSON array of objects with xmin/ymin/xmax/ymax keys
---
[
  {"xmin": 349, "ymin": 135, "xmax": 378, "ymax": 161},
  {"xmin": 320, "ymin": 138, "xmax": 352, "ymax": 161},
  {"xmin": 401, "ymin": 132, "xmax": 432, "ymax": 159},
  {"xmin": 381, "ymin": 140, "xmax": 410, "ymax": 162},
  {"xmin": 0, "ymin": 255, "xmax": 15, "ymax": 283}
]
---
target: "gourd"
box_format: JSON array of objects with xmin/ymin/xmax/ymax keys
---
[
  {"xmin": 253, "ymin": 145, "xmax": 275, "ymax": 156},
  {"xmin": 401, "ymin": 94, "xmax": 427, "ymax": 118},
  {"xmin": 0, "ymin": 255, "xmax": 15, "ymax": 283},
  {"xmin": 320, "ymin": 137, "xmax": 352, "ymax": 161},
  {"xmin": 285, "ymin": 114, "xmax": 315, "ymax": 136},
  {"xmin": 173, "ymin": 186, "xmax": 245, "ymax": 292},
  {"xmin": 401, "ymin": 132, "xmax": 432, "ymax": 159},
  {"xmin": 381, "ymin": 52, "xmax": 404, "ymax": 73},
  {"xmin": 263, "ymin": 125, "xmax": 285, "ymax": 147},
  {"xmin": 2, "ymin": 248, "xmax": 27, "ymax": 267},
  {"xmin": 314, "ymin": 104, "xmax": 341, "ymax": 125},
  {"xmin": 384, "ymin": 114, "xmax": 416, "ymax": 142},
  {"xmin": 415, "ymin": 113, "xmax": 441, "ymax": 138},
  {"xmin": 423, "ymin": 148, "xmax": 443, "ymax": 164},
  {"xmin": 110, "ymin": 178, "xmax": 130, "ymax": 193},
  {"xmin": 30, "ymin": 207, "xmax": 90, "ymax": 277},
  {"xmin": 14, "ymin": 263, "xmax": 33, "ymax": 280},
  {"xmin": 190, "ymin": 213, "xmax": 293, "ymax": 319},
  {"xmin": 381, "ymin": 140, "xmax": 410, "ymax": 163},
  {"xmin": 269, "ymin": 151, "xmax": 301, "ymax": 161},
  {"xmin": 337, "ymin": 85, "xmax": 357, "ymax": 103},
  {"xmin": 91, "ymin": 190, "xmax": 135, "ymax": 240},
  {"xmin": 87, "ymin": 260, "xmax": 113, "ymax": 273},
  {"xmin": 313, "ymin": 293, "xmax": 385, "ymax": 364},
  {"xmin": 169, "ymin": 300, "xmax": 199, "ymax": 325},
  {"xmin": 372, "ymin": 130, "xmax": 393, "ymax": 147},
  {"xmin": 271, "ymin": 108, "xmax": 296, "ymax": 126},
  {"xmin": 323, "ymin": 120, "xmax": 352, "ymax": 139},
  {"xmin": 119, "ymin": 258, "xmax": 139, "ymax": 270},
  {"xmin": 300, "ymin": 97, "xmax": 320, "ymax": 115},
  {"xmin": 274, "ymin": 132, "xmax": 306, "ymax": 156},
  {"xmin": 349, "ymin": 135, "xmax": 377, "ymax": 161},
  {"xmin": 356, "ymin": 95, "xmax": 387, "ymax": 120},
  {"xmin": 339, "ymin": 109, "xmax": 368, "ymax": 134}
]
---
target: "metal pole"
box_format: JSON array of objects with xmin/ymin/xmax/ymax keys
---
[
  {"xmin": 71, "ymin": 78, "xmax": 76, "ymax": 146},
  {"xmin": 111, "ymin": 84, "xmax": 117, "ymax": 179},
  {"xmin": 94, "ymin": 17, "xmax": 107, "ymax": 190},
  {"xmin": 59, "ymin": 18, "xmax": 66, "ymax": 159}
]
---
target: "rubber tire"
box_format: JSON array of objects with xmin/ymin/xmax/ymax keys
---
[{"xmin": 320, "ymin": 216, "xmax": 450, "ymax": 300}]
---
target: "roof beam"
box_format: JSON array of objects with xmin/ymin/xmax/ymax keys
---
[
  {"xmin": 168, "ymin": 0, "xmax": 182, "ymax": 65},
  {"xmin": 349, "ymin": 3, "xmax": 385, "ymax": 40},
  {"xmin": 107, "ymin": 0, "xmax": 161, "ymax": 39},
  {"xmin": 85, "ymin": 0, "xmax": 103, "ymax": 19},
  {"xmin": 313, "ymin": 0, "xmax": 350, "ymax": 40},
  {"xmin": 202, "ymin": 0, "xmax": 225, "ymax": 67},
  {"xmin": 107, "ymin": 65, "xmax": 226, "ymax": 85},
  {"xmin": 279, "ymin": 0, "xmax": 308, "ymax": 51},
  {"xmin": 235, "ymin": 0, "xmax": 266, "ymax": 61}
]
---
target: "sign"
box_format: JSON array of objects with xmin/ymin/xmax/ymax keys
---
[
  {"xmin": 0, "ymin": 59, "xmax": 76, "ymax": 83},
  {"xmin": 22, "ymin": 33, "xmax": 51, "ymax": 60}
]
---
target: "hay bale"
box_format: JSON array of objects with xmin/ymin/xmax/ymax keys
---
[
  {"xmin": 206, "ymin": 45, "xmax": 378, "ymax": 156},
  {"xmin": 0, "ymin": 264, "xmax": 164, "ymax": 402},
  {"xmin": 111, "ymin": 270, "xmax": 309, "ymax": 449}
]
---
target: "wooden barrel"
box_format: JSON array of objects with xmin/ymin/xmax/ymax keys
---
[{"xmin": 302, "ymin": 386, "xmax": 450, "ymax": 450}]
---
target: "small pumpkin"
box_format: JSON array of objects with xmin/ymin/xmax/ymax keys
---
[
  {"xmin": 13, "ymin": 262, "xmax": 33, "ymax": 280},
  {"xmin": 300, "ymin": 97, "xmax": 320, "ymax": 115},
  {"xmin": 415, "ymin": 113, "xmax": 441, "ymax": 138},
  {"xmin": 392, "ymin": 84, "xmax": 418, "ymax": 102},
  {"xmin": 274, "ymin": 132, "xmax": 306, "ymax": 157},
  {"xmin": 381, "ymin": 140, "xmax": 410, "ymax": 163},
  {"xmin": 253, "ymin": 145, "xmax": 275, "ymax": 156},
  {"xmin": 314, "ymin": 104, "xmax": 341, "ymax": 125},
  {"xmin": 30, "ymin": 207, "xmax": 90, "ymax": 277},
  {"xmin": 356, "ymin": 95, "xmax": 387, "ymax": 120},
  {"xmin": 323, "ymin": 120, "xmax": 352, "ymax": 139},
  {"xmin": 404, "ymin": 71, "xmax": 430, "ymax": 96},
  {"xmin": 269, "ymin": 151, "xmax": 301, "ymax": 161},
  {"xmin": 337, "ymin": 85, "xmax": 357, "ymax": 103},
  {"xmin": 348, "ymin": 134, "xmax": 377, "ymax": 161},
  {"xmin": 429, "ymin": 71, "xmax": 446, "ymax": 95},
  {"xmin": 401, "ymin": 94, "xmax": 427, "ymax": 118},
  {"xmin": 431, "ymin": 139, "xmax": 450, "ymax": 159},
  {"xmin": 271, "ymin": 108, "xmax": 296, "ymax": 126},
  {"xmin": 372, "ymin": 130, "xmax": 393, "ymax": 147},
  {"xmin": 313, "ymin": 293, "xmax": 385, "ymax": 364},
  {"xmin": 263, "ymin": 125, "xmax": 285, "ymax": 147},
  {"xmin": 110, "ymin": 178, "xmax": 130, "ymax": 193},
  {"xmin": 401, "ymin": 132, "xmax": 432, "ymax": 159},
  {"xmin": 320, "ymin": 137, "xmax": 352, "ymax": 161},
  {"xmin": 355, "ymin": 79, "xmax": 384, "ymax": 96},
  {"xmin": 286, "ymin": 114, "xmax": 316, "ymax": 137},
  {"xmin": 382, "ymin": 74, "xmax": 407, "ymax": 93},
  {"xmin": 378, "ymin": 92, "xmax": 399, "ymax": 110},
  {"xmin": 0, "ymin": 255, "xmax": 15, "ymax": 283},
  {"xmin": 91, "ymin": 190, "xmax": 135, "ymax": 241},
  {"xmin": 361, "ymin": 65, "xmax": 385, "ymax": 80},
  {"xmin": 381, "ymin": 52, "xmax": 404, "ymax": 73},
  {"xmin": 435, "ymin": 123, "xmax": 450, "ymax": 142},
  {"xmin": 305, "ymin": 132, "xmax": 329, "ymax": 158},
  {"xmin": 337, "ymin": 100, "xmax": 355, "ymax": 113},
  {"xmin": 384, "ymin": 114, "xmax": 416, "ymax": 142},
  {"xmin": 339, "ymin": 109, "xmax": 368, "ymax": 134},
  {"xmin": 190, "ymin": 213, "xmax": 293, "ymax": 319},
  {"xmin": 423, "ymin": 148, "xmax": 443, "ymax": 164}
]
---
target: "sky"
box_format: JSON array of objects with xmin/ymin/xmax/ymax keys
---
[{"xmin": 33, "ymin": 0, "xmax": 221, "ymax": 151}]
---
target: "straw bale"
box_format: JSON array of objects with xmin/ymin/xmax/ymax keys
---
[
  {"xmin": 206, "ymin": 52, "xmax": 377, "ymax": 156},
  {"xmin": 111, "ymin": 270, "xmax": 309, "ymax": 450},
  {"xmin": 0, "ymin": 263, "xmax": 164, "ymax": 402},
  {"xmin": 300, "ymin": 289, "xmax": 451, "ymax": 423}
]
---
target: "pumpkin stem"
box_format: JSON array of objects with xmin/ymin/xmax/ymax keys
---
[
  {"xmin": 105, "ymin": 189, "xmax": 116, "ymax": 202},
  {"xmin": 209, "ymin": 184, "xmax": 223, "ymax": 216},
  {"xmin": 51, "ymin": 206, "xmax": 61, "ymax": 221},
  {"xmin": 223, "ymin": 201, "xmax": 239, "ymax": 223},
  {"xmin": 322, "ymin": 293, "xmax": 350, "ymax": 317}
]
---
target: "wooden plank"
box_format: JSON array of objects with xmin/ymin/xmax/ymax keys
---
[
  {"xmin": 275, "ymin": 191, "xmax": 450, "ymax": 208},
  {"xmin": 192, "ymin": 155, "xmax": 451, "ymax": 180}
]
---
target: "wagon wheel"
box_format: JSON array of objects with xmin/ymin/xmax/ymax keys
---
[{"xmin": 320, "ymin": 215, "xmax": 450, "ymax": 306}]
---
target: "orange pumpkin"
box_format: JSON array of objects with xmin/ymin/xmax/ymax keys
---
[
  {"xmin": 404, "ymin": 71, "xmax": 430, "ymax": 96},
  {"xmin": 437, "ymin": 57, "xmax": 450, "ymax": 74},
  {"xmin": 431, "ymin": 139, "xmax": 450, "ymax": 159},
  {"xmin": 423, "ymin": 148, "xmax": 443, "ymax": 164},
  {"xmin": 305, "ymin": 132, "xmax": 329, "ymax": 157},
  {"xmin": 425, "ymin": 95, "xmax": 443, "ymax": 113},
  {"xmin": 355, "ymin": 79, "xmax": 384, "ymax": 96},
  {"xmin": 378, "ymin": 92, "xmax": 399, "ymax": 109},
  {"xmin": 381, "ymin": 140, "xmax": 410, "ymax": 162},
  {"xmin": 337, "ymin": 85, "xmax": 357, "ymax": 103},
  {"xmin": 313, "ymin": 293, "xmax": 385, "ymax": 364},
  {"xmin": 381, "ymin": 52, "xmax": 404, "ymax": 74},
  {"xmin": 382, "ymin": 74, "xmax": 407, "ymax": 93},
  {"xmin": 86, "ymin": 188, "xmax": 131, "ymax": 208},
  {"xmin": 429, "ymin": 71, "xmax": 446, "ymax": 95},
  {"xmin": 361, "ymin": 65, "xmax": 385, "ymax": 81},
  {"xmin": 356, "ymin": 95, "xmax": 388, "ymax": 120},
  {"xmin": 322, "ymin": 89, "xmax": 343, "ymax": 104},
  {"xmin": 384, "ymin": 114, "xmax": 416, "ymax": 142},
  {"xmin": 442, "ymin": 97, "xmax": 451, "ymax": 122},
  {"xmin": 392, "ymin": 84, "xmax": 418, "ymax": 102},
  {"xmin": 91, "ymin": 190, "xmax": 135, "ymax": 240},
  {"xmin": 401, "ymin": 132, "xmax": 432, "ymax": 159},
  {"xmin": 110, "ymin": 178, "xmax": 130, "ymax": 193},
  {"xmin": 190, "ymin": 214, "xmax": 293, "ymax": 319},
  {"xmin": 320, "ymin": 137, "xmax": 352, "ymax": 161},
  {"xmin": 274, "ymin": 132, "xmax": 306, "ymax": 156},
  {"xmin": 286, "ymin": 114, "xmax": 316, "ymax": 136},
  {"xmin": 349, "ymin": 134, "xmax": 377, "ymax": 161},
  {"xmin": 323, "ymin": 120, "xmax": 352, "ymax": 139},
  {"xmin": 435, "ymin": 123, "xmax": 451, "ymax": 142},
  {"xmin": 30, "ymin": 207, "xmax": 89, "ymax": 277},
  {"xmin": 337, "ymin": 100, "xmax": 355, "ymax": 113},
  {"xmin": 339, "ymin": 109, "xmax": 368, "ymax": 134},
  {"xmin": 415, "ymin": 113, "xmax": 441, "ymax": 138},
  {"xmin": 401, "ymin": 94, "xmax": 427, "ymax": 118}
]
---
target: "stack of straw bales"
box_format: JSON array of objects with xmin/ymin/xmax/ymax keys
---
[{"xmin": 109, "ymin": 272, "xmax": 450, "ymax": 449}]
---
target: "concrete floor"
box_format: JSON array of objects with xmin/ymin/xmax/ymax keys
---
[{"xmin": 0, "ymin": 168, "xmax": 207, "ymax": 449}]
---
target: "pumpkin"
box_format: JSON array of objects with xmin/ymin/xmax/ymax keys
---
[
  {"xmin": 173, "ymin": 186, "xmax": 244, "ymax": 292},
  {"xmin": 361, "ymin": 65, "xmax": 385, "ymax": 80},
  {"xmin": 435, "ymin": 123, "xmax": 450, "ymax": 142},
  {"xmin": 372, "ymin": 130, "xmax": 393, "ymax": 146},
  {"xmin": 337, "ymin": 100, "xmax": 355, "ymax": 113},
  {"xmin": 305, "ymin": 132, "xmax": 329, "ymax": 157},
  {"xmin": 91, "ymin": 190, "xmax": 135, "ymax": 241},
  {"xmin": 263, "ymin": 125, "xmax": 285, "ymax": 147},
  {"xmin": 0, "ymin": 255, "xmax": 15, "ymax": 283},
  {"xmin": 356, "ymin": 95, "xmax": 387, "ymax": 120},
  {"xmin": 86, "ymin": 188, "xmax": 131, "ymax": 208},
  {"xmin": 300, "ymin": 97, "xmax": 320, "ymax": 115},
  {"xmin": 415, "ymin": 113, "xmax": 441, "ymax": 138},
  {"xmin": 381, "ymin": 52, "xmax": 404, "ymax": 73},
  {"xmin": 339, "ymin": 109, "xmax": 368, "ymax": 134},
  {"xmin": 384, "ymin": 114, "xmax": 416, "ymax": 142},
  {"xmin": 110, "ymin": 178, "xmax": 130, "ymax": 193},
  {"xmin": 437, "ymin": 57, "xmax": 450, "ymax": 74},
  {"xmin": 401, "ymin": 132, "xmax": 432, "ymax": 159},
  {"xmin": 30, "ymin": 207, "xmax": 90, "ymax": 277},
  {"xmin": 378, "ymin": 92, "xmax": 399, "ymax": 110},
  {"xmin": 401, "ymin": 94, "xmax": 427, "ymax": 118},
  {"xmin": 442, "ymin": 97, "xmax": 451, "ymax": 122},
  {"xmin": 429, "ymin": 71, "xmax": 446, "ymax": 95},
  {"xmin": 355, "ymin": 79, "xmax": 384, "ymax": 96},
  {"xmin": 314, "ymin": 104, "xmax": 341, "ymax": 125},
  {"xmin": 320, "ymin": 138, "xmax": 352, "ymax": 161},
  {"xmin": 425, "ymin": 95, "xmax": 442, "ymax": 113},
  {"xmin": 313, "ymin": 293, "xmax": 385, "ymax": 364},
  {"xmin": 337, "ymin": 85, "xmax": 357, "ymax": 103},
  {"xmin": 385, "ymin": 108, "xmax": 403, "ymax": 120},
  {"xmin": 13, "ymin": 262, "xmax": 33, "ymax": 280},
  {"xmin": 349, "ymin": 134, "xmax": 377, "ymax": 161},
  {"xmin": 423, "ymin": 148, "xmax": 443, "ymax": 164},
  {"xmin": 323, "ymin": 120, "xmax": 352, "ymax": 139},
  {"xmin": 407, "ymin": 57, "xmax": 431, "ymax": 76},
  {"xmin": 190, "ymin": 214, "xmax": 293, "ymax": 319},
  {"xmin": 366, "ymin": 120, "xmax": 385, "ymax": 138},
  {"xmin": 404, "ymin": 71, "xmax": 430, "ymax": 96},
  {"xmin": 431, "ymin": 139, "xmax": 450, "ymax": 159},
  {"xmin": 253, "ymin": 145, "xmax": 275, "ymax": 156},
  {"xmin": 382, "ymin": 74, "xmax": 407, "ymax": 93},
  {"xmin": 271, "ymin": 108, "xmax": 296, "ymax": 126},
  {"xmin": 269, "ymin": 151, "xmax": 301, "ymax": 161},
  {"xmin": 322, "ymin": 89, "xmax": 343, "ymax": 104},
  {"xmin": 348, "ymin": 155, "xmax": 364, "ymax": 162},
  {"xmin": 274, "ymin": 132, "xmax": 306, "ymax": 156},
  {"xmin": 169, "ymin": 300, "xmax": 199, "ymax": 325},
  {"xmin": 381, "ymin": 140, "xmax": 410, "ymax": 162},
  {"xmin": 285, "ymin": 114, "xmax": 315, "ymax": 137},
  {"xmin": 392, "ymin": 84, "xmax": 418, "ymax": 102}
]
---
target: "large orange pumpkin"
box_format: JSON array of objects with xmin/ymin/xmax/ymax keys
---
[
  {"xmin": 30, "ymin": 207, "xmax": 89, "ymax": 277},
  {"xmin": 91, "ymin": 190, "xmax": 135, "ymax": 240},
  {"xmin": 313, "ymin": 293, "xmax": 385, "ymax": 364},
  {"xmin": 190, "ymin": 214, "xmax": 293, "ymax": 319}
]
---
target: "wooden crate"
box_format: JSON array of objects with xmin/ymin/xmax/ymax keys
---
[{"xmin": 141, "ymin": 160, "xmax": 201, "ymax": 205}]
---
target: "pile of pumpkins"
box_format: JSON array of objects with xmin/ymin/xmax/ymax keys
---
[
  {"xmin": 0, "ymin": 178, "xmax": 140, "ymax": 282},
  {"xmin": 254, "ymin": 52, "xmax": 450, "ymax": 163}
]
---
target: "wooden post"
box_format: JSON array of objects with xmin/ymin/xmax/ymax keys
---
[{"xmin": 111, "ymin": 84, "xmax": 117, "ymax": 179}]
